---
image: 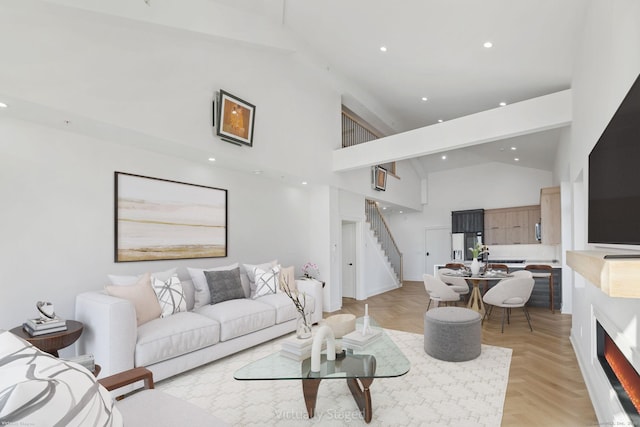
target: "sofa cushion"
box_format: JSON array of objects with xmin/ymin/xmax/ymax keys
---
[
  {"xmin": 279, "ymin": 265, "xmax": 296, "ymax": 291},
  {"xmin": 196, "ymin": 299, "xmax": 275, "ymax": 341},
  {"xmin": 187, "ymin": 263, "xmax": 239, "ymax": 309},
  {"xmin": 181, "ymin": 279, "xmax": 196, "ymax": 311},
  {"xmin": 204, "ymin": 267, "xmax": 245, "ymax": 305},
  {"xmin": 257, "ymin": 293, "xmax": 316, "ymax": 324},
  {"xmin": 0, "ymin": 330, "xmax": 123, "ymax": 426},
  {"xmin": 252, "ymin": 265, "xmax": 280, "ymax": 299},
  {"xmin": 135, "ymin": 312, "xmax": 221, "ymax": 367},
  {"xmin": 108, "ymin": 267, "xmax": 177, "ymax": 285},
  {"xmin": 242, "ymin": 260, "xmax": 277, "ymax": 298},
  {"xmin": 105, "ymin": 272, "xmax": 162, "ymax": 325},
  {"xmin": 152, "ymin": 274, "xmax": 187, "ymax": 318}
]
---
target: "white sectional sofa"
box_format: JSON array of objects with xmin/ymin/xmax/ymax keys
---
[{"xmin": 75, "ymin": 265, "xmax": 323, "ymax": 382}]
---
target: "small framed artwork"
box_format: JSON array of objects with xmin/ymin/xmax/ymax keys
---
[
  {"xmin": 216, "ymin": 90, "xmax": 256, "ymax": 147},
  {"xmin": 114, "ymin": 172, "xmax": 228, "ymax": 262},
  {"xmin": 372, "ymin": 166, "xmax": 387, "ymax": 191}
]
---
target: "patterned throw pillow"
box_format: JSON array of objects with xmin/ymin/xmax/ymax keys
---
[
  {"xmin": 0, "ymin": 331, "xmax": 123, "ymax": 425},
  {"xmin": 252, "ymin": 265, "xmax": 281, "ymax": 299},
  {"xmin": 152, "ymin": 274, "xmax": 187, "ymax": 318}
]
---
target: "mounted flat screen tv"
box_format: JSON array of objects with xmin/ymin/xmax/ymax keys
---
[{"xmin": 588, "ymin": 73, "xmax": 640, "ymax": 246}]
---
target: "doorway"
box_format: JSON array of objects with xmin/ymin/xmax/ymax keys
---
[
  {"xmin": 424, "ymin": 227, "xmax": 451, "ymax": 276},
  {"xmin": 341, "ymin": 221, "xmax": 357, "ymax": 299}
]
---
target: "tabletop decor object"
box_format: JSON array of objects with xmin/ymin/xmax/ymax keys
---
[
  {"xmin": 468, "ymin": 243, "xmax": 489, "ymax": 275},
  {"xmin": 319, "ymin": 313, "xmax": 356, "ymax": 338},
  {"xmin": 302, "ymin": 261, "xmax": 319, "ymax": 279},
  {"xmin": 281, "ymin": 276, "xmax": 311, "ymax": 339},
  {"xmin": 36, "ymin": 301, "xmax": 56, "ymax": 319}
]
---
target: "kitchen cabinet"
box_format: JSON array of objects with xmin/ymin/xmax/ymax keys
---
[
  {"xmin": 540, "ymin": 186, "xmax": 561, "ymax": 244},
  {"xmin": 451, "ymin": 209, "xmax": 484, "ymax": 233},
  {"xmin": 484, "ymin": 205, "xmax": 540, "ymax": 245},
  {"xmin": 484, "ymin": 210, "xmax": 505, "ymax": 245}
]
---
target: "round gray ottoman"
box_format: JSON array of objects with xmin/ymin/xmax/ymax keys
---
[{"xmin": 424, "ymin": 307, "xmax": 481, "ymax": 362}]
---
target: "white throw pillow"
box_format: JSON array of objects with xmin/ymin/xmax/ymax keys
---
[
  {"xmin": 108, "ymin": 268, "xmax": 177, "ymax": 286},
  {"xmin": 252, "ymin": 265, "xmax": 281, "ymax": 299},
  {"xmin": 152, "ymin": 274, "xmax": 187, "ymax": 318},
  {"xmin": 187, "ymin": 263, "xmax": 239, "ymax": 309}
]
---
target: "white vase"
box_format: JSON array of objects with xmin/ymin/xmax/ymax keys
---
[
  {"xmin": 470, "ymin": 258, "xmax": 481, "ymax": 276},
  {"xmin": 296, "ymin": 309, "xmax": 312, "ymax": 339}
]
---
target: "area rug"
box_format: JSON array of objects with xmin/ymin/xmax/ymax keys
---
[{"xmin": 156, "ymin": 329, "xmax": 512, "ymax": 426}]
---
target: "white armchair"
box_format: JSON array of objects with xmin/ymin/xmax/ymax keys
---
[
  {"xmin": 482, "ymin": 277, "xmax": 535, "ymax": 332},
  {"xmin": 438, "ymin": 268, "xmax": 471, "ymax": 297},
  {"xmin": 423, "ymin": 274, "xmax": 461, "ymax": 310}
]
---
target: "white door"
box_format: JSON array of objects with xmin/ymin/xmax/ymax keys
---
[
  {"xmin": 342, "ymin": 222, "xmax": 356, "ymax": 298},
  {"xmin": 425, "ymin": 227, "xmax": 451, "ymax": 276}
]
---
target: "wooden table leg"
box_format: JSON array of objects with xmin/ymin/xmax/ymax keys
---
[
  {"xmin": 347, "ymin": 377, "xmax": 374, "ymax": 423},
  {"xmin": 302, "ymin": 378, "xmax": 322, "ymax": 418},
  {"xmin": 466, "ymin": 280, "xmax": 485, "ymax": 315}
]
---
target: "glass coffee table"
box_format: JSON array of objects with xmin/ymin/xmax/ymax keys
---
[{"xmin": 234, "ymin": 318, "xmax": 410, "ymax": 423}]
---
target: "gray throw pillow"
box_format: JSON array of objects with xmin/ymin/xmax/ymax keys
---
[{"xmin": 204, "ymin": 267, "xmax": 245, "ymax": 305}]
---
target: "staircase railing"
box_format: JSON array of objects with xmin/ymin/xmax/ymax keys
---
[{"xmin": 365, "ymin": 200, "xmax": 403, "ymax": 282}]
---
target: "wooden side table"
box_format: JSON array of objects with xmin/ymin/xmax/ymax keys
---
[{"xmin": 10, "ymin": 320, "xmax": 84, "ymax": 357}]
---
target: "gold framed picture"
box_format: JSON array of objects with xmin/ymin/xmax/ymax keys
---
[{"xmin": 216, "ymin": 90, "xmax": 255, "ymax": 147}]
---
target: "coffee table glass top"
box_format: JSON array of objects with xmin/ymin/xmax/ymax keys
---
[{"xmin": 234, "ymin": 317, "xmax": 410, "ymax": 381}]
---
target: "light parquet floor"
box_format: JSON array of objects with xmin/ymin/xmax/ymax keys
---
[{"xmin": 331, "ymin": 281, "xmax": 598, "ymax": 427}]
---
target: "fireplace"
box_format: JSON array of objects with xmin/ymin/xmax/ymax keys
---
[{"xmin": 597, "ymin": 321, "xmax": 640, "ymax": 424}]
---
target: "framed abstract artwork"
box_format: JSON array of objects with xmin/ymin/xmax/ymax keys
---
[
  {"xmin": 114, "ymin": 172, "xmax": 227, "ymax": 262},
  {"xmin": 372, "ymin": 165, "xmax": 387, "ymax": 191},
  {"xmin": 216, "ymin": 90, "xmax": 256, "ymax": 147}
]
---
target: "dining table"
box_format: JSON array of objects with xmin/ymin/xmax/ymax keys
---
[{"xmin": 443, "ymin": 271, "xmax": 512, "ymax": 315}]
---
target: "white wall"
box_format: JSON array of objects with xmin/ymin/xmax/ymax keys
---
[
  {"xmin": 335, "ymin": 159, "xmax": 423, "ymax": 211},
  {"xmin": 388, "ymin": 161, "xmax": 553, "ymax": 280},
  {"xmin": 0, "ymin": 118, "xmax": 312, "ymax": 345},
  {"xmin": 2, "ymin": 1, "xmax": 422, "ymax": 337},
  {"xmin": 569, "ymin": 0, "xmax": 640, "ymax": 423}
]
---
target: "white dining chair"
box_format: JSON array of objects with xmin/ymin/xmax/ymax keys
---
[
  {"xmin": 482, "ymin": 277, "xmax": 535, "ymax": 333},
  {"xmin": 438, "ymin": 268, "xmax": 471, "ymax": 299},
  {"xmin": 423, "ymin": 274, "xmax": 461, "ymax": 310}
]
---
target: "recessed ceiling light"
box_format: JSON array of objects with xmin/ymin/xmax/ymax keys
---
[
  {"xmin": 208, "ymin": 157, "xmax": 216, "ymax": 162},
  {"xmin": 382, "ymin": 206, "xmax": 387, "ymax": 210},
  {"xmin": 499, "ymin": 102, "xmax": 507, "ymax": 107},
  {"xmin": 253, "ymin": 170, "xmax": 263, "ymax": 174},
  {"xmin": 441, "ymin": 155, "xmax": 447, "ymax": 160},
  {"xmin": 421, "ymin": 97, "xmax": 428, "ymax": 102},
  {"xmin": 301, "ymin": 181, "xmax": 308, "ymax": 185},
  {"xmin": 379, "ymin": 46, "xmax": 387, "ymax": 52},
  {"xmin": 0, "ymin": 102, "xmax": 8, "ymax": 108},
  {"xmin": 510, "ymin": 147, "xmax": 517, "ymax": 151},
  {"xmin": 399, "ymin": 211, "xmax": 403, "ymax": 214},
  {"xmin": 438, "ymin": 119, "xmax": 443, "ymax": 123},
  {"xmin": 484, "ymin": 41, "xmax": 493, "ymax": 48},
  {"xmin": 514, "ymin": 158, "xmax": 520, "ymax": 162}
]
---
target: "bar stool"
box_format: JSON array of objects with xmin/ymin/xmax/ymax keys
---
[{"xmin": 525, "ymin": 264, "xmax": 554, "ymax": 313}]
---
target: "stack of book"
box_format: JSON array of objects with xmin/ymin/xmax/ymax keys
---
[
  {"xmin": 341, "ymin": 328, "xmax": 382, "ymax": 351},
  {"xmin": 280, "ymin": 336, "xmax": 325, "ymax": 361},
  {"xmin": 23, "ymin": 317, "xmax": 67, "ymax": 336}
]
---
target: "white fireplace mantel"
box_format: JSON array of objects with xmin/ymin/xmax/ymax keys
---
[{"xmin": 567, "ymin": 250, "xmax": 640, "ymax": 298}]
